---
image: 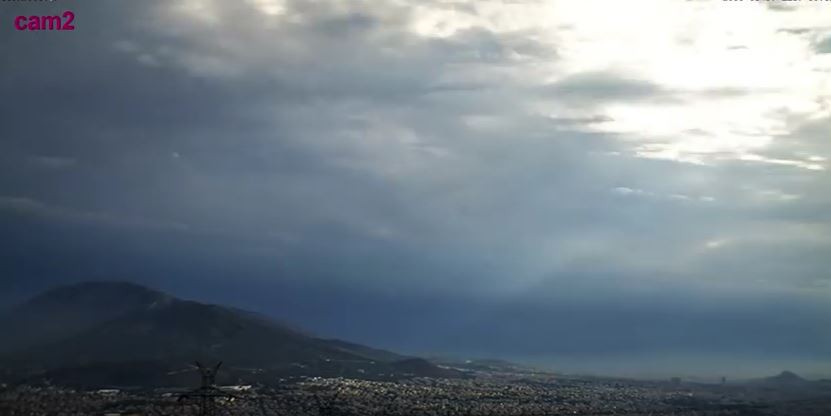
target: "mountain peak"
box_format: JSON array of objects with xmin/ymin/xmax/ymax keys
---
[
  {"xmin": 23, "ymin": 280, "xmax": 174, "ymax": 312},
  {"xmin": 770, "ymin": 371, "xmax": 804, "ymax": 381},
  {"xmin": 31, "ymin": 280, "xmax": 169, "ymax": 302},
  {"xmin": 759, "ymin": 370, "xmax": 807, "ymax": 385},
  {"xmin": 1, "ymin": 281, "xmax": 174, "ymax": 354}
]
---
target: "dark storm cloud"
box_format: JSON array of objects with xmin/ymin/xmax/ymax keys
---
[{"xmin": 2, "ymin": 0, "xmax": 830, "ymax": 377}]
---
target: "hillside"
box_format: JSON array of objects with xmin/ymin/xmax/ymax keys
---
[
  {"xmin": 0, "ymin": 281, "xmax": 173, "ymax": 354},
  {"xmin": 0, "ymin": 281, "xmax": 462, "ymax": 387}
]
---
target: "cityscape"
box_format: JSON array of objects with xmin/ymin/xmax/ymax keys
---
[{"xmin": 3, "ymin": 370, "xmax": 831, "ymax": 415}]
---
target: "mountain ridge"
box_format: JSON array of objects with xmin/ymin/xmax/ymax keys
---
[{"xmin": 0, "ymin": 281, "xmax": 462, "ymax": 386}]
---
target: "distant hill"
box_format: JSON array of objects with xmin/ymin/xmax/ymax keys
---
[
  {"xmin": 0, "ymin": 281, "xmax": 462, "ymax": 387},
  {"xmin": 743, "ymin": 370, "xmax": 818, "ymax": 392},
  {"xmin": 760, "ymin": 371, "xmax": 807, "ymax": 385}
]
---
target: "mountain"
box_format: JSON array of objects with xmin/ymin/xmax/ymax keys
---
[
  {"xmin": 744, "ymin": 370, "xmax": 815, "ymax": 391},
  {"xmin": 322, "ymin": 338, "xmax": 408, "ymax": 363},
  {"xmin": 761, "ymin": 371, "xmax": 808, "ymax": 385},
  {"xmin": 0, "ymin": 281, "xmax": 173, "ymax": 354},
  {"xmin": 0, "ymin": 281, "xmax": 461, "ymax": 387}
]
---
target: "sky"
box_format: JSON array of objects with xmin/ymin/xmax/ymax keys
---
[{"xmin": 1, "ymin": 0, "xmax": 831, "ymax": 379}]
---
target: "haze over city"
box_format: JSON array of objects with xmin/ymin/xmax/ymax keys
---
[{"xmin": 2, "ymin": 0, "xmax": 831, "ymax": 382}]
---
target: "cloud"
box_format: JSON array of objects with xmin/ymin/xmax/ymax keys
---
[
  {"xmin": 28, "ymin": 156, "xmax": 77, "ymax": 169},
  {"xmin": 816, "ymin": 35, "xmax": 831, "ymax": 54},
  {"xmin": 1, "ymin": 0, "xmax": 831, "ymax": 372},
  {"xmin": 540, "ymin": 72, "xmax": 670, "ymax": 103},
  {"xmin": 765, "ymin": 2, "xmax": 799, "ymax": 12},
  {"xmin": 546, "ymin": 114, "xmax": 613, "ymax": 125},
  {"xmin": 0, "ymin": 196, "xmax": 189, "ymax": 232}
]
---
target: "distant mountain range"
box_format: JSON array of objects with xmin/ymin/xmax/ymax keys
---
[{"xmin": 0, "ymin": 281, "xmax": 462, "ymax": 387}]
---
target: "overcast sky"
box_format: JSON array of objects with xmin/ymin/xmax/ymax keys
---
[{"xmin": 2, "ymin": 0, "xmax": 831, "ymax": 378}]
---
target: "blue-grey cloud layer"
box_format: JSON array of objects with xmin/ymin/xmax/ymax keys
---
[{"xmin": 2, "ymin": 0, "xmax": 830, "ymax": 378}]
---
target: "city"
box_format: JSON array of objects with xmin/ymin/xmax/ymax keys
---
[{"xmin": 3, "ymin": 370, "xmax": 831, "ymax": 415}]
